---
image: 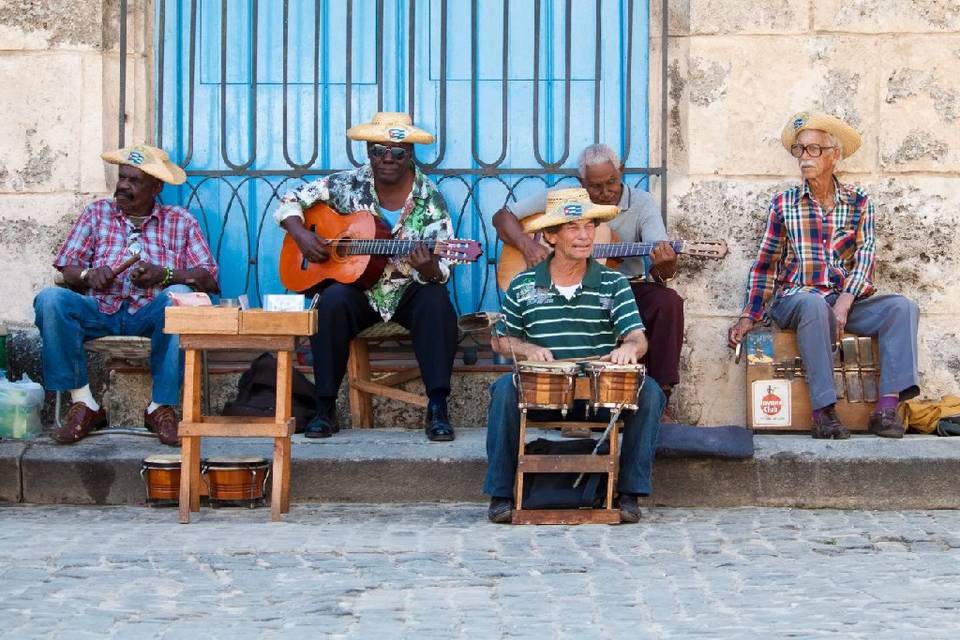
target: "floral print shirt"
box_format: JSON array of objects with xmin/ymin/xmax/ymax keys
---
[{"xmin": 274, "ymin": 164, "xmax": 453, "ymax": 321}]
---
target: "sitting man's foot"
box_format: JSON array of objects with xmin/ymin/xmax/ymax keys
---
[
  {"xmin": 425, "ymin": 399, "xmax": 455, "ymax": 442},
  {"xmin": 811, "ymin": 405, "xmax": 851, "ymax": 440},
  {"xmin": 487, "ymin": 497, "xmax": 513, "ymax": 523},
  {"xmin": 619, "ymin": 493, "xmax": 642, "ymax": 523},
  {"xmin": 869, "ymin": 408, "xmax": 905, "ymax": 439},
  {"xmin": 304, "ymin": 411, "xmax": 339, "ymax": 439},
  {"xmin": 52, "ymin": 402, "xmax": 107, "ymax": 444},
  {"xmin": 144, "ymin": 405, "xmax": 180, "ymax": 447}
]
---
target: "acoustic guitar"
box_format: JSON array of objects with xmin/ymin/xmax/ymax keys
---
[
  {"xmin": 496, "ymin": 212, "xmax": 728, "ymax": 290},
  {"xmin": 279, "ymin": 203, "xmax": 482, "ymax": 293}
]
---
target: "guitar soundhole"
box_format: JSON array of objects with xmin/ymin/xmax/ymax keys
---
[{"xmin": 333, "ymin": 239, "xmax": 349, "ymax": 259}]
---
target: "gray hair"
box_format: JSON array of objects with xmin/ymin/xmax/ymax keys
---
[{"xmin": 577, "ymin": 144, "xmax": 621, "ymax": 178}]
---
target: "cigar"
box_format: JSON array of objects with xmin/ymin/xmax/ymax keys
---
[{"xmin": 112, "ymin": 253, "xmax": 142, "ymax": 276}]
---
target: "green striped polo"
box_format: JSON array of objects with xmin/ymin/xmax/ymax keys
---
[{"xmin": 495, "ymin": 257, "xmax": 645, "ymax": 359}]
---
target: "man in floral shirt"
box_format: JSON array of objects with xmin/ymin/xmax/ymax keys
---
[{"xmin": 273, "ymin": 113, "xmax": 458, "ymax": 441}]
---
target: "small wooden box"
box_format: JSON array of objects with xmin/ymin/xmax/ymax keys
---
[
  {"xmin": 164, "ymin": 307, "xmax": 240, "ymax": 335},
  {"xmin": 239, "ymin": 310, "xmax": 318, "ymax": 336},
  {"xmin": 745, "ymin": 330, "xmax": 880, "ymax": 432}
]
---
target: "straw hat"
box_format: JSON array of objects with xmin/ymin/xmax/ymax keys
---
[
  {"xmin": 781, "ymin": 111, "xmax": 862, "ymax": 159},
  {"xmin": 521, "ymin": 188, "xmax": 619, "ymax": 233},
  {"xmin": 346, "ymin": 112, "xmax": 435, "ymax": 145},
  {"xmin": 101, "ymin": 144, "xmax": 187, "ymax": 185}
]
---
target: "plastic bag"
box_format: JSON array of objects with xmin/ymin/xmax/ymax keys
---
[{"xmin": 0, "ymin": 373, "xmax": 44, "ymax": 439}]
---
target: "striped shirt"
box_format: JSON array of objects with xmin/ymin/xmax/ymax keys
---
[
  {"xmin": 742, "ymin": 178, "xmax": 876, "ymax": 321},
  {"xmin": 53, "ymin": 199, "xmax": 218, "ymax": 314},
  {"xmin": 496, "ymin": 257, "xmax": 645, "ymax": 359}
]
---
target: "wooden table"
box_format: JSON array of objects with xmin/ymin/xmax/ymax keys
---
[{"xmin": 165, "ymin": 307, "xmax": 317, "ymax": 523}]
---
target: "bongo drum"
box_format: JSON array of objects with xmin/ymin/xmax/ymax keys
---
[
  {"xmin": 581, "ymin": 362, "xmax": 645, "ymax": 411},
  {"xmin": 202, "ymin": 457, "xmax": 270, "ymax": 508},
  {"xmin": 140, "ymin": 454, "xmax": 181, "ymax": 507},
  {"xmin": 514, "ymin": 361, "xmax": 580, "ymax": 416}
]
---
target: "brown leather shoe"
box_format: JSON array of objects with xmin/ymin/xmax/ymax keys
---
[
  {"xmin": 811, "ymin": 406, "xmax": 851, "ymax": 440},
  {"xmin": 52, "ymin": 402, "xmax": 107, "ymax": 444},
  {"xmin": 869, "ymin": 408, "xmax": 905, "ymax": 439},
  {"xmin": 144, "ymin": 406, "xmax": 180, "ymax": 447}
]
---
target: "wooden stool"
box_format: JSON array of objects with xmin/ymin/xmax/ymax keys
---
[
  {"xmin": 165, "ymin": 307, "xmax": 316, "ymax": 523},
  {"xmin": 513, "ymin": 376, "xmax": 623, "ymax": 525},
  {"xmin": 346, "ymin": 321, "xmax": 426, "ymax": 427}
]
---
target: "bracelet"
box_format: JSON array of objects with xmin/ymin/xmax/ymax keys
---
[
  {"xmin": 160, "ymin": 267, "xmax": 173, "ymax": 287},
  {"xmin": 650, "ymin": 267, "xmax": 674, "ymax": 285}
]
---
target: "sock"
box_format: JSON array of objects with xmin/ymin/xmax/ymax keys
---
[
  {"xmin": 873, "ymin": 395, "xmax": 898, "ymax": 413},
  {"xmin": 70, "ymin": 385, "xmax": 100, "ymax": 412},
  {"xmin": 812, "ymin": 404, "xmax": 834, "ymax": 421},
  {"xmin": 146, "ymin": 401, "xmax": 161, "ymax": 415}
]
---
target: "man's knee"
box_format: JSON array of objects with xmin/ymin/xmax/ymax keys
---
[
  {"xmin": 317, "ymin": 284, "xmax": 364, "ymax": 315},
  {"xmin": 890, "ymin": 295, "xmax": 919, "ymax": 321},
  {"xmin": 33, "ymin": 287, "xmax": 75, "ymax": 318},
  {"xmin": 792, "ymin": 293, "xmax": 832, "ymax": 322}
]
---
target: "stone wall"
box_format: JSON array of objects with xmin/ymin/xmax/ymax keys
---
[
  {"xmin": 0, "ymin": 1, "xmax": 957, "ymax": 426},
  {"xmin": 659, "ymin": 0, "xmax": 960, "ymax": 424}
]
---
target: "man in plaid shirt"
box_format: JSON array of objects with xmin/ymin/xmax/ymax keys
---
[
  {"xmin": 33, "ymin": 144, "xmax": 218, "ymax": 446},
  {"xmin": 728, "ymin": 112, "xmax": 919, "ymax": 439}
]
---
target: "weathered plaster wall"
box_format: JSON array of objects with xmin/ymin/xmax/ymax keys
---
[{"xmin": 659, "ymin": 0, "xmax": 960, "ymax": 424}]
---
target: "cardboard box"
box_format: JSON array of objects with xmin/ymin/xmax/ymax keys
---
[
  {"xmin": 239, "ymin": 310, "xmax": 317, "ymax": 336},
  {"xmin": 164, "ymin": 307, "xmax": 240, "ymax": 335},
  {"xmin": 745, "ymin": 330, "xmax": 880, "ymax": 432}
]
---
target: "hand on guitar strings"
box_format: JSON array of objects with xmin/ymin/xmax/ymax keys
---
[
  {"xmin": 293, "ymin": 227, "xmax": 331, "ymax": 263},
  {"xmin": 408, "ymin": 242, "xmax": 442, "ymax": 281},
  {"xmin": 131, "ymin": 261, "xmax": 168, "ymax": 288},
  {"xmin": 649, "ymin": 241, "xmax": 678, "ymax": 280}
]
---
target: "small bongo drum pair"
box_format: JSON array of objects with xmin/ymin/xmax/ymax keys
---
[
  {"xmin": 140, "ymin": 456, "xmax": 270, "ymax": 508},
  {"xmin": 514, "ymin": 361, "xmax": 646, "ymax": 414}
]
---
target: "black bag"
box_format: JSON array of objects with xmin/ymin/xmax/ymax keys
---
[
  {"xmin": 936, "ymin": 416, "xmax": 960, "ymax": 437},
  {"xmin": 221, "ymin": 353, "xmax": 317, "ymax": 432},
  {"xmin": 521, "ymin": 437, "xmax": 609, "ymax": 509}
]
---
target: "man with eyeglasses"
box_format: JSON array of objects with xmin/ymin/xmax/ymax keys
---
[
  {"xmin": 273, "ymin": 112, "xmax": 458, "ymax": 441},
  {"xmin": 728, "ymin": 112, "xmax": 920, "ymax": 439},
  {"xmin": 493, "ymin": 144, "xmax": 684, "ymax": 419},
  {"xmin": 34, "ymin": 144, "xmax": 219, "ymax": 446}
]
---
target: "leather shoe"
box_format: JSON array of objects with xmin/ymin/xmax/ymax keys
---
[
  {"xmin": 144, "ymin": 405, "xmax": 180, "ymax": 447},
  {"xmin": 619, "ymin": 493, "xmax": 642, "ymax": 523},
  {"xmin": 426, "ymin": 400, "xmax": 455, "ymax": 442},
  {"xmin": 869, "ymin": 408, "xmax": 905, "ymax": 439},
  {"xmin": 487, "ymin": 497, "xmax": 513, "ymax": 524},
  {"xmin": 304, "ymin": 413, "xmax": 339, "ymax": 439},
  {"xmin": 811, "ymin": 406, "xmax": 851, "ymax": 440},
  {"xmin": 52, "ymin": 402, "xmax": 107, "ymax": 444}
]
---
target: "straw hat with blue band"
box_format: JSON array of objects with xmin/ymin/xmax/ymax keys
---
[
  {"xmin": 347, "ymin": 112, "xmax": 435, "ymax": 145},
  {"xmin": 101, "ymin": 144, "xmax": 187, "ymax": 186},
  {"xmin": 781, "ymin": 111, "xmax": 862, "ymax": 159},
  {"xmin": 521, "ymin": 188, "xmax": 620, "ymax": 233}
]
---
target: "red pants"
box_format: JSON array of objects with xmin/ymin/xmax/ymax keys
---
[{"xmin": 630, "ymin": 282, "xmax": 684, "ymax": 389}]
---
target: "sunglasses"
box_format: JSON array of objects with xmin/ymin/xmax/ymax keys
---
[{"xmin": 369, "ymin": 144, "xmax": 409, "ymax": 161}]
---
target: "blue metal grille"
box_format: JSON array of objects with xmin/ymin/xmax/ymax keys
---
[{"xmin": 140, "ymin": 0, "xmax": 667, "ymax": 313}]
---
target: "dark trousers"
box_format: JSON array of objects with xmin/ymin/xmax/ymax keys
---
[
  {"xmin": 630, "ymin": 282, "xmax": 684, "ymax": 389},
  {"xmin": 309, "ymin": 282, "xmax": 458, "ymax": 402}
]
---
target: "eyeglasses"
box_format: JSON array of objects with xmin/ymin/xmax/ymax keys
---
[
  {"xmin": 369, "ymin": 144, "xmax": 408, "ymax": 161},
  {"xmin": 790, "ymin": 143, "xmax": 837, "ymax": 158}
]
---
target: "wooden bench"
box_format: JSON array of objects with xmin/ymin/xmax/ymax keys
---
[{"xmin": 346, "ymin": 321, "xmax": 426, "ymax": 428}]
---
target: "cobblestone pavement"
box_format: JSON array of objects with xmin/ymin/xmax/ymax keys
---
[{"xmin": 1, "ymin": 505, "xmax": 960, "ymax": 639}]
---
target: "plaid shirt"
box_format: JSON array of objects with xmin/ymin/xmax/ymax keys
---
[
  {"xmin": 53, "ymin": 199, "xmax": 218, "ymax": 314},
  {"xmin": 742, "ymin": 179, "xmax": 876, "ymax": 321}
]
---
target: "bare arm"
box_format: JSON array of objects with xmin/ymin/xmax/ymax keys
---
[
  {"xmin": 603, "ymin": 329, "xmax": 648, "ymax": 365},
  {"xmin": 492, "ymin": 207, "xmax": 550, "ymax": 268},
  {"xmin": 491, "ymin": 334, "xmax": 554, "ymax": 362}
]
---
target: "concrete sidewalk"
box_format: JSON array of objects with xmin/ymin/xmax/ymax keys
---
[{"xmin": 2, "ymin": 428, "xmax": 960, "ymax": 509}]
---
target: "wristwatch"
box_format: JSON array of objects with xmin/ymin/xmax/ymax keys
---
[{"xmin": 79, "ymin": 268, "xmax": 91, "ymax": 283}]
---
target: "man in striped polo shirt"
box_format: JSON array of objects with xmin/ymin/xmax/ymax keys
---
[{"xmin": 485, "ymin": 189, "xmax": 666, "ymax": 524}]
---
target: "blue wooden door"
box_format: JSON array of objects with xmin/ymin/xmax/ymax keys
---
[{"xmin": 155, "ymin": 0, "xmax": 651, "ymax": 313}]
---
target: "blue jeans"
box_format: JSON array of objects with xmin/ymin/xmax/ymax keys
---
[
  {"xmin": 769, "ymin": 292, "xmax": 920, "ymax": 410},
  {"xmin": 33, "ymin": 285, "xmax": 192, "ymax": 406},
  {"xmin": 484, "ymin": 373, "xmax": 665, "ymax": 498}
]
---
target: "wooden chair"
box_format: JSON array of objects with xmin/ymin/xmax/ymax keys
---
[{"xmin": 346, "ymin": 321, "xmax": 426, "ymax": 428}]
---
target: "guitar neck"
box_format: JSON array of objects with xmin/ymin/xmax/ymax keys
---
[
  {"xmin": 335, "ymin": 238, "xmax": 438, "ymax": 257},
  {"xmin": 592, "ymin": 240, "xmax": 685, "ymax": 259}
]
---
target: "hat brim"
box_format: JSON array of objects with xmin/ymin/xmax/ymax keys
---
[
  {"xmin": 347, "ymin": 123, "xmax": 435, "ymax": 145},
  {"xmin": 522, "ymin": 204, "xmax": 619, "ymax": 233},
  {"xmin": 101, "ymin": 149, "xmax": 187, "ymax": 186},
  {"xmin": 781, "ymin": 114, "xmax": 862, "ymax": 159}
]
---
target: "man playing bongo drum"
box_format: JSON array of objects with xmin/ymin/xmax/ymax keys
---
[{"xmin": 485, "ymin": 188, "xmax": 665, "ymax": 523}]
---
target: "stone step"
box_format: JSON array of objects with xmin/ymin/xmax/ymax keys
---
[{"xmin": 3, "ymin": 430, "xmax": 960, "ymax": 510}]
